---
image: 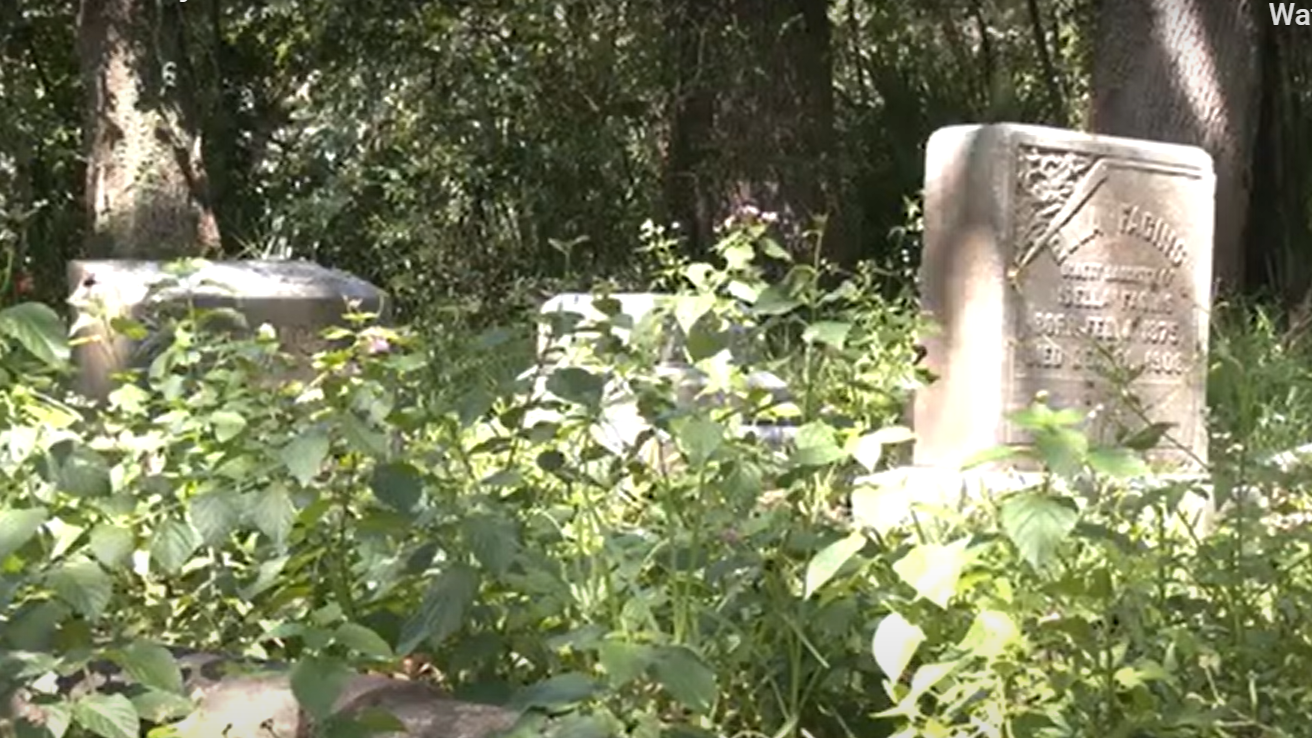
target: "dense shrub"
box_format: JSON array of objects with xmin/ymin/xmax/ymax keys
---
[{"xmin": 1, "ymin": 221, "xmax": 1312, "ymax": 737}]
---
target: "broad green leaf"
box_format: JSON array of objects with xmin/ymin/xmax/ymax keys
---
[
  {"xmin": 537, "ymin": 450, "xmax": 566, "ymax": 473},
  {"xmin": 673, "ymin": 416, "xmax": 723, "ymax": 467},
  {"xmin": 209, "ymin": 411, "xmax": 247, "ymax": 442},
  {"xmin": 1011, "ymin": 403, "xmax": 1085, "ymax": 429},
  {"xmin": 281, "ymin": 428, "xmax": 330, "ymax": 486},
  {"xmin": 802, "ymin": 321, "xmax": 852, "ymax": 350},
  {"xmin": 465, "ymin": 514, "xmax": 517, "ymax": 576},
  {"xmin": 0, "ymin": 302, "xmax": 69, "ymax": 367},
  {"xmin": 48, "ymin": 441, "xmax": 112, "ymax": 498},
  {"xmin": 340, "ymin": 413, "xmax": 391, "ymax": 457},
  {"xmin": 803, "ymin": 532, "xmax": 865, "ymax": 598},
  {"xmin": 241, "ymin": 556, "xmax": 289, "ymax": 600},
  {"xmin": 726, "ymin": 280, "xmax": 759, "ymax": 303},
  {"xmin": 1113, "ymin": 660, "xmax": 1171, "ymax": 689},
  {"xmin": 872, "ymin": 612, "xmax": 925, "ymax": 682},
  {"xmin": 0, "ymin": 507, "xmax": 47, "ymax": 561},
  {"xmin": 397, "ymin": 564, "xmax": 480, "ymax": 655},
  {"xmin": 1087, "ymin": 447, "xmax": 1149, "ymax": 479},
  {"xmin": 685, "ymin": 321, "xmax": 729, "ymax": 362},
  {"xmin": 545, "ymin": 367, "xmax": 606, "ymax": 409},
  {"xmin": 759, "ymin": 237, "xmax": 791, "ymax": 262},
  {"xmin": 907, "ymin": 661, "xmax": 959, "ymax": 703},
  {"xmin": 47, "ymin": 559, "xmax": 113, "ymax": 619},
  {"xmin": 72, "ymin": 692, "xmax": 138, "ymax": 738},
  {"xmin": 673, "ymin": 294, "xmax": 717, "ymax": 335},
  {"xmin": 651, "ymin": 646, "xmax": 717, "ymax": 715},
  {"xmin": 752, "ymin": 285, "xmax": 800, "ymax": 316},
  {"xmin": 508, "ymin": 672, "xmax": 601, "ymax": 713},
  {"xmin": 130, "ymin": 690, "xmax": 194, "ymax": 723},
  {"xmin": 189, "ymin": 490, "xmax": 241, "ymax": 546},
  {"xmin": 290, "ymin": 656, "xmax": 353, "ymax": 721},
  {"xmin": 790, "ymin": 422, "xmax": 848, "ymax": 467},
  {"xmin": 149, "ymin": 519, "xmax": 201, "ymax": 575},
  {"xmin": 251, "ymin": 485, "xmax": 296, "ymax": 545},
  {"xmin": 115, "ymin": 643, "xmax": 184, "ymax": 694},
  {"xmin": 1000, "ymin": 491, "xmax": 1079, "ymax": 569},
  {"xmin": 333, "ymin": 622, "xmax": 394, "ymax": 659},
  {"xmin": 598, "ymin": 640, "xmax": 654, "ymax": 687},
  {"xmin": 722, "ymin": 242, "xmax": 754, "ymax": 270},
  {"xmin": 370, "ymin": 461, "xmax": 424, "ymax": 512},
  {"xmin": 1033, "ymin": 427, "xmax": 1088, "ymax": 478},
  {"xmin": 892, "ymin": 539, "xmax": 972, "ymax": 609},
  {"xmin": 88, "ymin": 523, "xmax": 134, "ymax": 569},
  {"xmin": 958, "ymin": 610, "xmax": 1021, "ymax": 660}
]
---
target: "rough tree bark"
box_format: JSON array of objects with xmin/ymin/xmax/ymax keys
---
[
  {"xmin": 662, "ymin": 0, "xmax": 852, "ymax": 264},
  {"xmin": 1088, "ymin": 0, "xmax": 1261, "ymax": 295},
  {"xmin": 78, "ymin": 0, "xmax": 220, "ymax": 259}
]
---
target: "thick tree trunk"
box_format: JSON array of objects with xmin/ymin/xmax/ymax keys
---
[
  {"xmin": 662, "ymin": 0, "xmax": 850, "ymax": 264},
  {"xmin": 1088, "ymin": 0, "xmax": 1261, "ymax": 295},
  {"xmin": 78, "ymin": 0, "xmax": 220, "ymax": 259}
]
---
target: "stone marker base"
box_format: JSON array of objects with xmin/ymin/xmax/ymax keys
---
[{"xmin": 852, "ymin": 466, "xmax": 1215, "ymax": 535}]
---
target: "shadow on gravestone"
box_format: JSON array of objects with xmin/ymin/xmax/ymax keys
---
[{"xmin": 65, "ymin": 260, "xmax": 389, "ymax": 402}]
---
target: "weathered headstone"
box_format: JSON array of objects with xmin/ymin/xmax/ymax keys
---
[
  {"xmin": 914, "ymin": 123, "xmax": 1215, "ymax": 471},
  {"xmin": 67, "ymin": 260, "xmax": 388, "ymax": 400}
]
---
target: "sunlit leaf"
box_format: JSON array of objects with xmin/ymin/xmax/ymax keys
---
[
  {"xmin": 0, "ymin": 507, "xmax": 47, "ymax": 561},
  {"xmin": 803, "ymin": 532, "xmax": 865, "ymax": 598},
  {"xmin": 0, "ymin": 302, "xmax": 69, "ymax": 367},
  {"xmin": 891, "ymin": 538, "xmax": 971, "ymax": 609},
  {"xmin": 872, "ymin": 612, "xmax": 925, "ymax": 682}
]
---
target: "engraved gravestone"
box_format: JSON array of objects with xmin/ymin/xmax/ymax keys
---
[
  {"xmin": 67, "ymin": 260, "xmax": 388, "ymax": 401},
  {"xmin": 913, "ymin": 123, "xmax": 1215, "ymax": 470}
]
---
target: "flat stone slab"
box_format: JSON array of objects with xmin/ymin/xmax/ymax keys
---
[
  {"xmin": 4, "ymin": 648, "xmax": 521, "ymax": 738},
  {"xmin": 67, "ymin": 260, "xmax": 388, "ymax": 400},
  {"xmin": 916, "ymin": 124, "xmax": 1215, "ymax": 471}
]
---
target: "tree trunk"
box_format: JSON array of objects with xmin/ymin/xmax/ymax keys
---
[
  {"xmin": 78, "ymin": 0, "xmax": 220, "ymax": 260},
  {"xmin": 662, "ymin": 0, "xmax": 850, "ymax": 264},
  {"xmin": 1088, "ymin": 0, "xmax": 1261, "ymax": 295}
]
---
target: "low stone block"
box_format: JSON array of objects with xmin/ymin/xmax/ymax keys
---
[{"xmin": 67, "ymin": 260, "xmax": 388, "ymax": 401}]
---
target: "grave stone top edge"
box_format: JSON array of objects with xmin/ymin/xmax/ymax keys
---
[
  {"xmin": 928, "ymin": 123, "xmax": 1216, "ymax": 172},
  {"xmin": 67, "ymin": 259, "xmax": 386, "ymax": 304}
]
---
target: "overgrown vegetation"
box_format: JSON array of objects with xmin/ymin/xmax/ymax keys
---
[
  {"xmin": 7, "ymin": 2, "xmax": 1312, "ymax": 737},
  {"xmin": 0, "ymin": 219, "xmax": 1308, "ymax": 737}
]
